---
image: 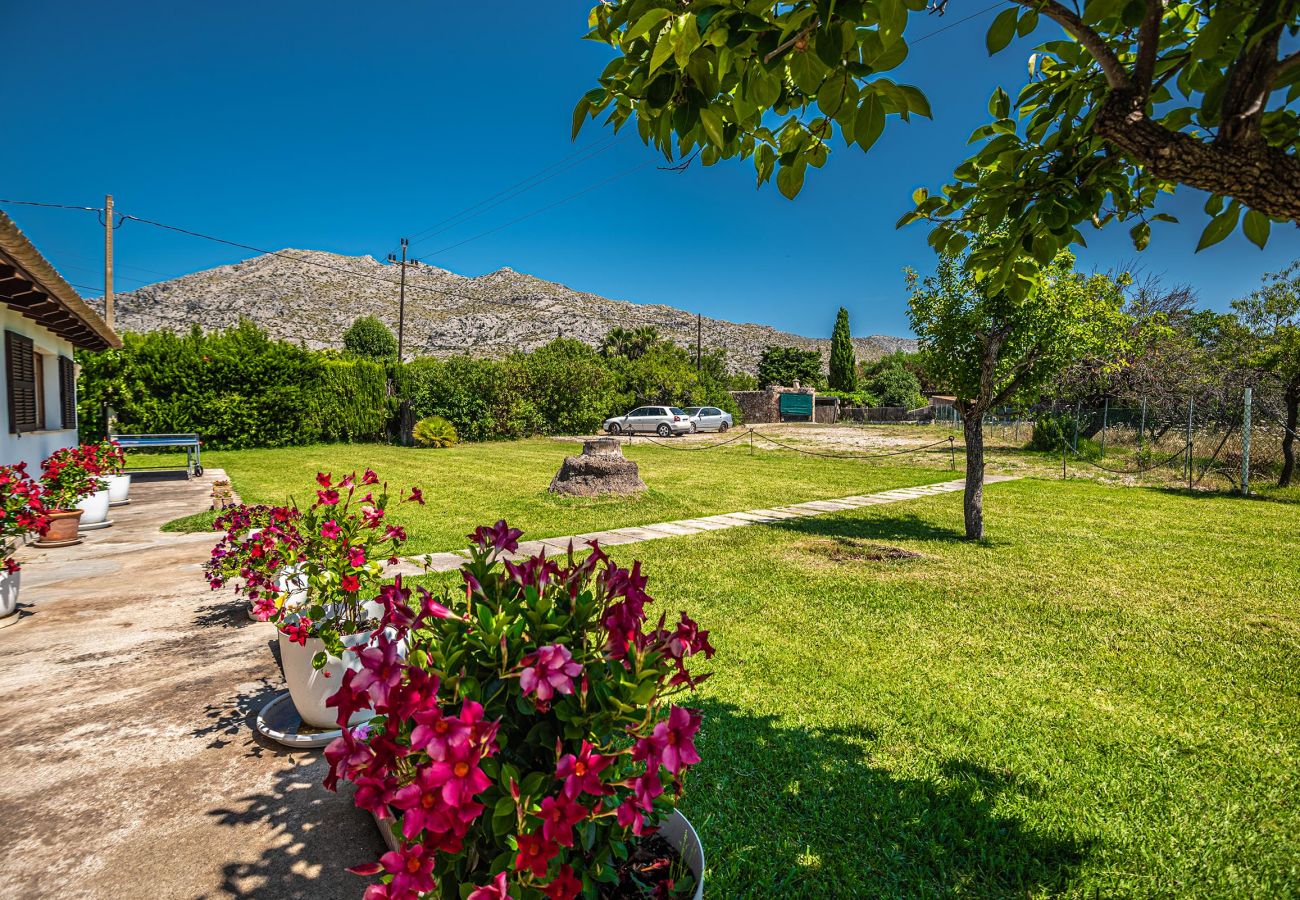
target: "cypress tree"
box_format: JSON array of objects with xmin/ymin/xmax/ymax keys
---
[{"xmin": 828, "ymin": 306, "xmax": 857, "ymax": 392}]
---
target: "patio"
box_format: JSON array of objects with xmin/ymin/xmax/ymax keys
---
[{"xmin": 0, "ymin": 473, "xmax": 380, "ymax": 898}]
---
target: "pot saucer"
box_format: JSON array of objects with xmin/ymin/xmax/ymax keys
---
[
  {"xmin": 34, "ymin": 537, "xmax": 83, "ymax": 548},
  {"xmin": 109, "ymin": 499, "xmax": 131, "ymax": 507},
  {"xmin": 0, "ymin": 612, "xmax": 21, "ymax": 629},
  {"xmin": 78, "ymin": 520, "xmax": 114, "ymax": 532},
  {"xmin": 255, "ymin": 691, "xmax": 343, "ymax": 749}
]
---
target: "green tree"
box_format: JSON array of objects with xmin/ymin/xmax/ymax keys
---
[
  {"xmin": 909, "ymin": 247, "xmax": 1129, "ymax": 539},
  {"xmin": 756, "ymin": 345, "xmax": 823, "ymax": 389},
  {"xmin": 600, "ymin": 325, "xmax": 661, "ymax": 360},
  {"xmin": 828, "ymin": 307, "xmax": 857, "ymax": 392},
  {"xmin": 577, "ymin": 1, "xmax": 1298, "ymax": 300},
  {"xmin": 868, "ymin": 364, "xmax": 924, "ymax": 409},
  {"xmin": 342, "ymin": 315, "xmax": 398, "ymax": 360},
  {"xmin": 1231, "ymin": 261, "xmax": 1300, "ymax": 486},
  {"xmin": 518, "ymin": 338, "xmax": 618, "ymax": 435}
]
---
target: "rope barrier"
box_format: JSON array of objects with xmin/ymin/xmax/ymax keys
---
[
  {"xmin": 636, "ymin": 429, "xmax": 752, "ymax": 451},
  {"xmin": 1066, "ymin": 442, "xmax": 1191, "ymax": 475},
  {"xmin": 750, "ymin": 430, "xmax": 957, "ymax": 460}
]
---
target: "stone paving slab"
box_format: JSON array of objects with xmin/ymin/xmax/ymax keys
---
[{"xmin": 403, "ymin": 475, "xmax": 1021, "ymax": 573}]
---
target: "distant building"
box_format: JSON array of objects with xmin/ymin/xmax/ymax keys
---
[{"xmin": 0, "ymin": 210, "xmax": 120, "ymax": 470}]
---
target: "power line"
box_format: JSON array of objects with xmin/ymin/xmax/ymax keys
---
[
  {"xmin": 0, "ymin": 198, "xmax": 103, "ymax": 213},
  {"xmin": 912, "ymin": 2, "xmax": 1005, "ymax": 44}
]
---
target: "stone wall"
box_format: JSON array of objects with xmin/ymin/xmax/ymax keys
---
[{"xmin": 730, "ymin": 384, "xmax": 817, "ymax": 424}]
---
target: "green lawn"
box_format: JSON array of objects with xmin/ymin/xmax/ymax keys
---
[
  {"xmin": 163, "ymin": 438, "xmax": 957, "ymax": 554},
  {"xmin": 601, "ymin": 478, "xmax": 1298, "ymax": 897}
]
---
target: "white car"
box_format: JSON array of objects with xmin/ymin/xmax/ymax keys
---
[
  {"xmin": 603, "ymin": 406, "xmax": 693, "ymax": 437},
  {"xmin": 682, "ymin": 406, "xmax": 733, "ymax": 433}
]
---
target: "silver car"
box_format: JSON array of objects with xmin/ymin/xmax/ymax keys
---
[
  {"xmin": 683, "ymin": 406, "xmax": 734, "ymax": 433},
  {"xmin": 604, "ymin": 406, "xmax": 693, "ymax": 437}
]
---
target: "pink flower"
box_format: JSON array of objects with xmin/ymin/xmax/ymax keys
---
[
  {"xmin": 648, "ymin": 706, "xmax": 702, "ymax": 774},
  {"xmin": 410, "ymin": 708, "xmax": 469, "ymax": 761},
  {"xmin": 391, "ymin": 765, "xmax": 459, "ymax": 840},
  {"xmin": 519, "ymin": 644, "xmax": 582, "ymax": 705},
  {"xmin": 556, "ymin": 741, "xmax": 611, "ymax": 799},
  {"xmin": 316, "ymin": 472, "xmax": 332, "ymax": 488},
  {"xmin": 321, "ymin": 519, "xmax": 342, "ymax": 539},
  {"xmin": 377, "ymin": 841, "xmax": 436, "ymax": 897},
  {"xmin": 251, "ymin": 595, "xmax": 277, "ymax": 621},
  {"xmin": 362, "ymin": 506, "xmax": 385, "ymax": 528},
  {"xmin": 425, "ymin": 740, "xmax": 490, "ymax": 808},
  {"xmin": 385, "ymin": 524, "xmax": 407, "ymax": 542},
  {"xmin": 514, "ymin": 830, "xmax": 558, "ymax": 879},
  {"xmin": 538, "ymin": 793, "xmax": 588, "ymax": 847},
  {"xmin": 361, "ymin": 468, "xmax": 379, "ymax": 486},
  {"xmin": 467, "ymin": 872, "xmax": 512, "ymax": 900},
  {"xmin": 542, "ymin": 866, "xmax": 582, "ymax": 900},
  {"xmin": 348, "ymin": 546, "xmax": 366, "ymax": 567},
  {"xmin": 417, "ymin": 588, "xmax": 455, "ymax": 621},
  {"xmin": 352, "ymin": 640, "xmax": 403, "ymax": 707},
  {"xmin": 469, "ymin": 519, "xmax": 522, "ymax": 554},
  {"xmin": 406, "ymin": 486, "xmax": 425, "ymax": 505},
  {"xmin": 317, "ymin": 489, "xmax": 340, "ymax": 506}
]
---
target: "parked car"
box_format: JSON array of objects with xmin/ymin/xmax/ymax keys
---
[
  {"xmin": 603, "ymin": 406, "xmax": 693, "ymax": 437},
  {"xmin": 682, "ymin": 406, "xmax": 734, "ymax": 433}
]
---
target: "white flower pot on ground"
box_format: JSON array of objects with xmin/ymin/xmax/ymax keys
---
[
  {"xmin": 107, "ymin": 473, "xmax": 131, "ymax": 505},
  {"xmin": 279, "ymin": 630, "xmax": 374, "ymax": 729},
  {"xmin": 0, "ymin": 569, "xmax": 19, "ymax": 626},
  {"xmin": 76, "ymin": 487, "xmax": 112, "ymax": 529}
]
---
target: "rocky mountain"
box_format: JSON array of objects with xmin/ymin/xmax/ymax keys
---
[{"xmin": 97, "ymin": 250, "xmax": 915, "ymax": 374}]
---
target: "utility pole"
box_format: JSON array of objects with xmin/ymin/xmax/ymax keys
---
[
  {"xmin": 103, "ymin": 194, "xmax": 114, "ymax": 330},
  {"xmin": 387, "ymin": 237, "xmax": 409, "ymax": 360}
]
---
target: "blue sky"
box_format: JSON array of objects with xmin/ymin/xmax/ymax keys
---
[{"xmin": 3, "ymin": 1, "xmax": 1296, "ymax": 339}]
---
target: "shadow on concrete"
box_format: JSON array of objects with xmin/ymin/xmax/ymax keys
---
[
  {"xmin": 201, "ymin": 761, "xmax": 384, "ymax": 900},
  {"xmin": 193, "ymin": 598, "xmax": 254, "ymax": 630},
  {"xmin": 689, "ymin": 699, "xmax": 1085, "ymax": 895},
  {"xmin": 193, "ymin": 677, "xmax": 282, "ymax": 753}
]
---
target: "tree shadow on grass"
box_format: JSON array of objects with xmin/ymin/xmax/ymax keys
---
[
  {"xmin": 687, "ymin": 699, "xmax": 1085, "ymax": 897},
  {"xmin": 770, "ymin": 511, "xmax": 970, "ymax": 546},
  {"xmin": 199, "ymin": 758, "xmax": 384, "ymax": 900}
]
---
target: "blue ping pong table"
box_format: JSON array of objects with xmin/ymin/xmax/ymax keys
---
[{"xmin": 113, "ymin": 433, "xmax": 203, "ymax": 477}]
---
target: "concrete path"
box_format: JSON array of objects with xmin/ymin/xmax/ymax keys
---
[
  {"xmin": 400, "ymin": 475, "xmax": 1021, "ymax": 574},
  {"xmin": 0, "ymin": 470, "xmax": 379, "ymax": 899}
]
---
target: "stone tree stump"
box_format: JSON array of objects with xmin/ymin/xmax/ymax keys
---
[{"xmin": 549, "ymin": 438, "xmax": 646, "ymax": 497}]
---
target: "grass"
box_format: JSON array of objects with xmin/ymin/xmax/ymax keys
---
[
  {"xmin": 601, "ymin": 478, "xmax": 1299, "ymax": 897},
  {"xmin": 156, "ymin": 438, "xmax": 958, "ymax": 554}
]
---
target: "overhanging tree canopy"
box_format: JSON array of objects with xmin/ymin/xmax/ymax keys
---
[{"xmin": 578, "ymin": 0, "xmax": 1300, "ymax": 298}]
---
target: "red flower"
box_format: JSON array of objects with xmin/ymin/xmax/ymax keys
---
[
  {"xmin": 377, "ymin": 840, "xmax": 436, "ymax": 897},
  {"xmin": 321, "ymin": 520, "xmax": 342, "ymax": 540},
  {"xmin": 514, "ymin": 830, "xmax": 558, "ymax": 879},
  {"xmin": 316, "ymin": 489, "xmax": 340, "ymax": 506},
  {"xmin": 519, "ymin": 644, "xmax": 582, "ymax": 706},
  {"xmin": 542, "ymin": 865, "xmax": 582, "ymax": 900},
  {"xmin": 648, "ymin": 706, "xmax": 702, "ymax": 774},
  {"xmin": 361, "ymin": 468, "xmax": 380, "ymax": 486},
  {"xmin": 406, "ymin": 486, "xmax": 425, "ymax": 505},
  {"xmin": 425, "ymin": 740, "xmax": 491, "ymax": 808},
  {"xmin": 316, "ymin": 472, "xmax": 332, "ymax": 489},
  {"xmin": 556, "ymin": 741, "xmax": 611, "ymax": 799},
  {"xmin": 538, "ymin": 793, "xmax": 588, "ymax": 847},
  {"xmin": 469, "ymin": 519, "xmax": 523, "ymax": 554},
  {"xmin": 283, "ymin": 617, "xmax": 312, "ymax": 645},
  {"xmin": 467, "ymin": 872, "xmax": 512, "ymax": 900},
  {"xmin": 341, "ymin": 574, "xmax": 360, "ymax": 593}
]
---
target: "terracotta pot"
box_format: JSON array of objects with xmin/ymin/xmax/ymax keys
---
[
  {"xmin": 40, "ymin": 509, "xmax": 84, "ymax": 544},
  {"xmin": 279, "ymin": 631, "xmax": 374, "ymax": 729},
  {"xmin": 107, "ymin": 473, "xmax": 131, "ymax": 504},
  {"xmin": 76, "ymin": 487, "xmax": 111, "ymax": 527}
]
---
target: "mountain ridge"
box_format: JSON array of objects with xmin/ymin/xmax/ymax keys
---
[{"xmin": 97, "ymin": 250, "xmax": 916, "ymax": 374}]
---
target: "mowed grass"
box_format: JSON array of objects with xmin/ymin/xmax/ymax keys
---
[
  {"xmin": 158, "ymin": 438, "xmax": 957, "ymax": 554},
  {"xmin": 587, "ymin": 479, "xmax": 1296, "ymax": 897}
]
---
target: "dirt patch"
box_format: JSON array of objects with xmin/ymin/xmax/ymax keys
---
[{"xmin": 800, "ymin": 538, "xmax": 924, "ymax": 564}]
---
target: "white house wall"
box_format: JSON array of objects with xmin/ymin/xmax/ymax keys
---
[{"xmin": 1, "ymin": 307, "xmax": 78, "ymax": 471}]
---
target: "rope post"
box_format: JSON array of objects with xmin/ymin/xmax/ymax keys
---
[
  {"xmin": 1242, "ymin": 387, "xmax": 1252, "ymax": 496},
  {"xmin": 749, "ymin": 428, "xmax": 753, "ymax": 456},
  {"xmin": 1073, "ymin": 401, "xmax": 1081, "ymax": 453},
  {"xmin": 949, "ymin": 435, "xmax": 955, "ymax": 470},
  {"xmin": 1062, "ymin": 440, "xmax": 1067, "ymax": 480},
  {"xmin": 1186, "ymin": 398, "xmax": 1194, "ymax": 485},
  {"xmin": 1101, "ymin": 397, "xmax": 1108, "ymax": 458}
]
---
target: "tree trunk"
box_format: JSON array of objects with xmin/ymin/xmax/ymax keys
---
[
  {"xmin": 962, "ymin": 411, "xmax": 985, "ymax": 541},
  {"xmin": 1281, "ymin": 388, "xmax": 1298, "ymax": 488}
]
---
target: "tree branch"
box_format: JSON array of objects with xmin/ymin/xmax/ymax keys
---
[
  {"xmin": 1218, "ymin": 0, "xmax": 1294, "ymax": 145},
  {"xmin": 1007, "ymin": 0, "xmax": 1130, "ymax": 89},
  {"xmin": 1132, "ymin": 0, "xmax": 1163, "ymax": 95},
  {"xmin": 1273, "ymin": 50, "xmax": 1300, "ymax": 87}
]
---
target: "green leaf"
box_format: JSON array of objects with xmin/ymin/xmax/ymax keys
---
[
  {"xmin": 912, "ymin": 186, "xmax": 929, "ymax": 205},
  {"xmin": 854, "ymin": 94, "xmax": 885, "ymax": 151},
  {"xmin": 570, "ymin": 98, "xmax": 591, "ymax": 140},
  {"xmin": 649, "ymin": 27, "xmax": 676, "ymax": 73},
  {"xmin": 1016, "ymin": 8, "xmax": 1039, "ymax": 37},
  {"xmin": 988, "ymin": 87, "xmax": 1010, "ymax": 120},
  {"xmin": 986, "ymin": 7, "xmax": 1018, "ymax": 55},
  {"xmin": 776, "ymin": 161, "xmax": 806, "ymax": 199},
  {"xmin": 698, "ymin": 106, "xmax": 726, "ymax": 147},
  {"xmin": 624, "ymin": 8, "xmax": 671, "ymax": 42},
  {"xmin": 897, "ymin": 84, "xmax": 931, "ymax": 119},
  {"xmin": 1242, "ymin": 209, "xmax": 1270, "ymax": 249},
  {"xmin": 1129, "ymin": 221, "xmax": 1150, "ymax": 252},
  {"xmin": 1196, "ymin": 203, "xmax": 1240, "ymax": 252},
  {"xmin": 674, "ymin": 14, "xmax": 701, "ymax": 69}
]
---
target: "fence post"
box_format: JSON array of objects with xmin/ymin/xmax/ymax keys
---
[
  {"xmin": 1186, "ymin": 398, "xmax": 1194, "ymax": 487},
  {"xmin": 1073, "ymin": 401, "xmax": 1081, "ymax": 452},
  {"xmin": 1242, "ymin": 387, "xmax": 1252, "ymax": 496},
  {"xmin": 1061, "ymin": 440, "xmax": 1066, "ymax": 480},
  {"xmin": 1101, "ymin": 397, "xmax": 1109, "ymax": 457},
  {"xmin": 1138, "ymin": 398, "xmax": 1146, "ymax": 450}
]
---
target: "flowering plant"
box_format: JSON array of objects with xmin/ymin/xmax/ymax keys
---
[
  {"xmin": 85, "ymin": 439, "xmax": 126, "ymax": 476},
  {"xmin": 39, "ymin": 447, "xmax": 101, "ymax": 510},
  {"xmin": 324, "ymin": 521, "xmax": 714, "ymax": 900},
  {"xmin": 0, "ymin": 463, "xmax": 49, "ymax": 571},
  {"xmin": 205, "ymin": 469, "xmax": 424, "ymax": 664}
]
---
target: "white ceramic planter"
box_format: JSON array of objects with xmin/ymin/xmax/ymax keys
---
[
  {"xmin": 76, "ymin": 487, "xmax": 111, "ymax": 528},
  {"xmin": 0, "ymin": 568, "xmax": 19, "ymax": 623},
  {"xmin": 279, "ymin": 631, "xmax": 374, "ymax": 729},
  {"xmin": 107, "ymin": 473, "xmax": 131, "ymax": 505}
]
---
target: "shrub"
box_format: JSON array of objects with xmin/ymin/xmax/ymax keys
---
[
  {"xmin": 343, "ymin": 316, "xmax": 399, "ymax": 360},
  {"xmin": 40, "ymin": 446, "xmax": 101, "ymax": 510},
  {"xmin": 310, "ymin": 358, "xmax": 389, "ymax": 443},
  {"xmin": 518, "ymin": 339, "xmax": 617, "ymax": 435},
  {"xmin": 1027, "ymin": 412, "xmax": 1074, "ymax": 452},
  {"xmin": 757, "ymin": 345, "xmax": 822, "ymax": 389},
  {"xmin": 413, "ymin": 415, "xmax": 459, "ymax": 448},
  {"xmin": 323, "ymin": 523, "xmax": 713, "ymax": 899}
]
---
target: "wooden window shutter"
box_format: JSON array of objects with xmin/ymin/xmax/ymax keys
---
[
  {"xmin": 5, "ymin": 331, "xmax": 37, "ymax": 434},
  {"xmin": 59, "ymin": 356, "xmax": 77, "ymax": 430}
]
